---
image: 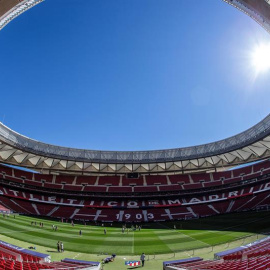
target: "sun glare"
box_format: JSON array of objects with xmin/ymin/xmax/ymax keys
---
[{"xmin": 251, "ymin": 43, "xmax": 270, "ymax": 73}]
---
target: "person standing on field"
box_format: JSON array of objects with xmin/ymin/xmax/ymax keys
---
[{"xmin": 140, "ymin": 253, "xmax": 145, "ymax": 267}]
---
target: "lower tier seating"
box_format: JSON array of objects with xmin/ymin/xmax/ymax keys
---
[
  {"xmin": 1, "ymin": 186, "xmax": 270, "ymax": 222},
  {"xmin": 0, "ymin": 242, "xmax": 99, "ymax": 270},
  {"xmin": 164, "ymin": 238, "xmax": 270, "ymax": 270}
]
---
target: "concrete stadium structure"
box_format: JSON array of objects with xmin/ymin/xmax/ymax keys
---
[
  {"xmin": 0, "ymin": 0, "xmax": 270, "ymax": 174},
  {"xmin": 3, "ymin": 2, "xmax": 270, "ymax": 270}
]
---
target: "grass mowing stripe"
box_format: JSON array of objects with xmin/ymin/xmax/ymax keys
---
[
  {"xmin": 0, "ymin": 217, "xmax": 155, "ymax": 254},
  {"xmin": 0, "ymin": 219, "xmax": 124, "ymax": 251},
  {"xmin": 155, "ymin": 230, "xmax": 207, "ymax": 252},
  {"xmin": 0, "ymin": 212, "xmax": 269, "ymax": 255},
  {"xmin": 154, "ymin": 231, "xmax": 175, "ymax": 253},
  {"xmin": 134, "ymin": 230, "xmax": 172, "ymax": 255},
  {"xmin": 0, "ymin": 221, "xmax": 245, "ymax": 252},
  {"xmin": 157, "ymin": 222, "xmax": 211, "ymax": 248},
  {"xmin": 2, "ymin": 216, "xmax": 123, "ymax": 238},
  {"xmin": 132, "ymin": 230, "xmax": 134, "ymax": 254}
]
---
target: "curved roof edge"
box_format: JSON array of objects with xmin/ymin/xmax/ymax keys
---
[
  {"xmin": 1, "ymin": 113, "xmax": 270, "ymax": 165},
  {"xmin": 0, "ymin": 0, "xmax": 43, "ymax": 31},
  {"xmin": 224, "ymin": 0, "xmax": 270, "ymax": 34}
]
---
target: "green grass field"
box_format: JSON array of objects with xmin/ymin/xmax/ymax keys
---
[{"xmin": 0, "ymin": 212, "xmax": 270, "ymax": 269}]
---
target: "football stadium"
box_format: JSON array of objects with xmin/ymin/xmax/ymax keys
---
[{"xmin": 1, "ymin": 0, "xmax": 270, "ymax": 269}]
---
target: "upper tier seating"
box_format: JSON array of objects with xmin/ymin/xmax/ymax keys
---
[
  {"xmin": 254, "ymin": 161, "xmax": 270, "ymax": 173},
  {"xmin": 203, "ymin": 180, "xmax": 222, "ymax": 188},
  {"xmin": 24, "ymin": 180, "xmax": 42, "ymax": 187},
  {"xmin": 183, "ymin": 183, "xmax": 203, "ymax": 190},
  {"xmin": 0, "ymin": 160, "xmax": 270, "ymax": 195},
  {"xmin": 212, "ymin": 171, "xmax": 232, "ymax": 181},
  {"xmin": 55, "ymin": 175, "xmax": 75, "ymax": 185},
  {"xmin": 64, "ymin": 184, "xmax": 82, "ymax": 191},
  {"xmin": 14, "ymin": 171, "xmax": 33, "ymax": 181},
  {"xmin": 33, "ymin": 174, "xmax": 53, "ymax": 183},
  {"xmin": 108, "ymin": 186, "xmax": 132, "ymax": 193},
  {"xmin": 76, "ymin": 176, "xmax": 97, "ymax": 185},
  {"xmin": 232, "ymin": 166, "xmax": 252, "ymax": 177},
  {"xmin": 169, "ymin": 174, "xmax": 191, "ymax": 184},
  {"xmin": 5, "ymin": 175, "xmax": 24, "ymax": 184},
  {"xmin": 190, "ymin": 173, "xmax": 211, "ymax": 183},
  {"xmin": 98, "ymin": 176, "xmax": 120, "ymax": 186},
  {"xmin": 43, "ymin": 183, "xmax": 62, "ymax": 189},
  {"xmin": 122, "ymin": 176, "xmax": 144, "ymax": 186},
  {"xmin": 134, "ymin": 186, "xmax": 158, "ymax": 192},
  {"xmin": 83, "ymin": 186, "xmax": 107, "ymax": 192},
  {"xmin": 145, "ymin": 175, "xmax": 168, "ymax": 185}
]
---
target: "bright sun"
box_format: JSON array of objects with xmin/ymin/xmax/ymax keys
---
[{"xmin": 251, "ymin": 43, "xmax": 270, "ymax": 73}]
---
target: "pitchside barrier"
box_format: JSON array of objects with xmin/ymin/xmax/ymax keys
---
[
  {"xmin": 163, "ymin": 257, "xmax": 202, "ymax": 270},
  {"xmin": 62, "ymin": 258, "xmax": 101, "ymax": 270},
  {"xmin": 147, "ymin": 233, "xmax": 261, "ymax": 261},
  {"xmin": 0, "ymin": 210, "xmax": 11, "ymax": 214},
  {"xmin": 214, "ymin": 235, "xmax": 270, "ymax": 259},
  {"xmin": 0, "ymin": 246, "xmax": 21, "ymax": 261},
  {"xmin": 0, "ymin": 240, "xmax": 51, "ymax": 262},
  {"xmin": 162, "ymin": 236, "xmax": 270, "ymax": 270}
]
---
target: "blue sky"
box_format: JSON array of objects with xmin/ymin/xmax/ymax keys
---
[{"xmin": 0, "ymin": 0, "xmax": 270, "ymax": 151}]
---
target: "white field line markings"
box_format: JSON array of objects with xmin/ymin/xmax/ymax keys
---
[
  {"xmin": 157, "ymin": 223, "xmax": 210, "ymax": 247},
  {"xmin": 154, "ymin": 232, "xmax": 176, "ymax": 253},
  {"xmin": 132, "ymin": 231, "xmax": 134, "ymax": 254},
  {"xmin": 73, "ymin": 253, "xmax": 81, "ymax": 259},
  {"xmin": 184, "ymin": 251, "xmax": 192, "ymax": 258},
  {"xmin": 175, "ymin": 233, "xmax": 210, "ymax": 248}
]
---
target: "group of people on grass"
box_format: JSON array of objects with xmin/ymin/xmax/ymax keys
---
[
  {"xmin": 31, "ymin": 221, "xmax": 44, "ymax": 227},
  {"xmin": 57, "ymin": 241, "xmax": 64, "ymax": 252},
  {"xmin": 52, "ymin": 224, "xmax": 58, "ymax": 231},
  {"xmin": 121, "ymin": 224, "xmax": 142, "ymax": 234},
  {"xmin": 2, "ymin": 213, "xmax": 11, "ymax": 218}
]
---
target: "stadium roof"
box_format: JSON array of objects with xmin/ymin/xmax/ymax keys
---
[{"xmin": 0, "ymin": 0, "xmax": 270, "ymax": 174}]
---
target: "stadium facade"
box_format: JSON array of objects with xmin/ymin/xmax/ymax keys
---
[
  {"xmin": 0, "ymin": 1, "xmax": 270, "ymax": 174},
  {"xmin": 0, "ymin": 0, "xmax": 270, "ymax": 224}
]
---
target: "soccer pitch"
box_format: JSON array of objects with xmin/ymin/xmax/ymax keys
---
[{"xmin": 0, "ymin": 212, "xmax": 270, "ymax": 269}]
